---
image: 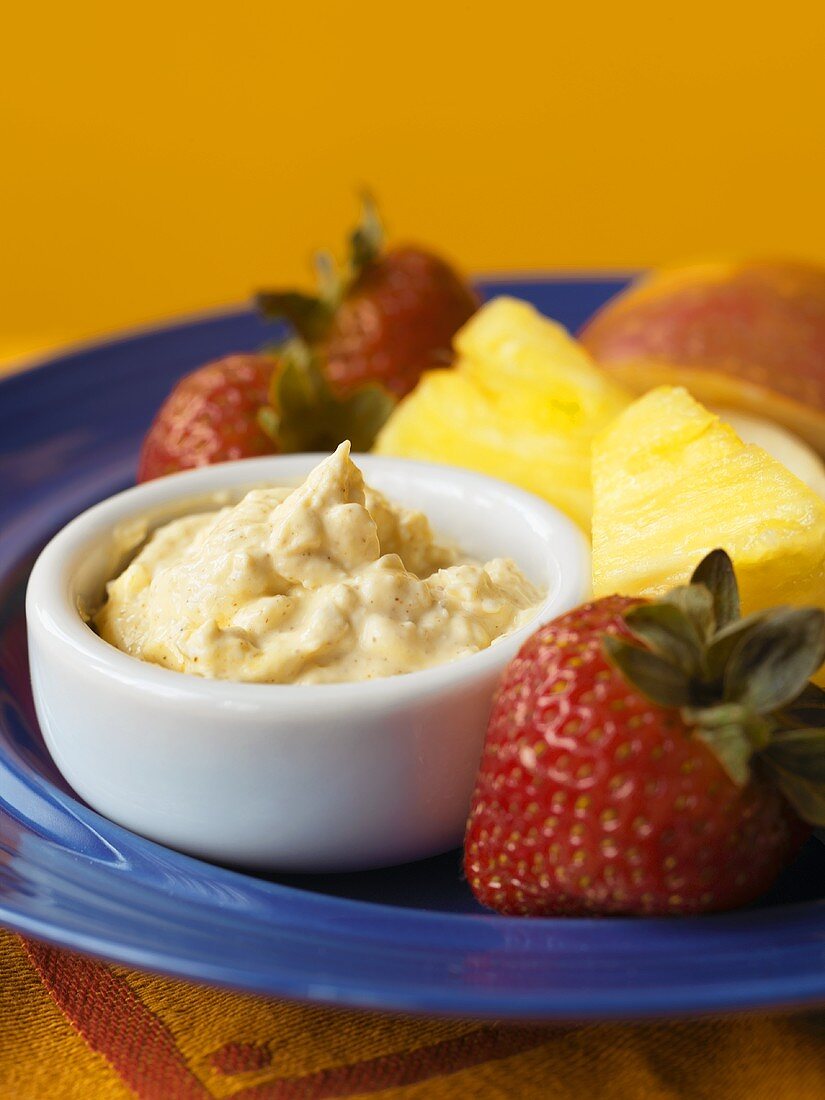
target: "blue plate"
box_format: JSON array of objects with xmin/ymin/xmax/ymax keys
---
[{"xmin": 2, "ymin": 276, "xmax": 825, "ymax": 1021}]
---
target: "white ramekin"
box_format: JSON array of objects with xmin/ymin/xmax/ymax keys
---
[{"xmin": 26, "ymin": 454, "xmax": 590, "ymax": 872}]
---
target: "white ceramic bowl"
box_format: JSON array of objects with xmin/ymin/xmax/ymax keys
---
[{"xmin": 26, "ymin": 454, "xmax": 590, "ymax": 872}]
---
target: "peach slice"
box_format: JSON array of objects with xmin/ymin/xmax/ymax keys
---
[{"xmin": 580, "ymin": 261, "xmax": 825, "ymax": 454}]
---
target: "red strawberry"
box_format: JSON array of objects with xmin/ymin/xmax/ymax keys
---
[
  {"xmin": 465, "ymin": 550, "xmax": 825, "ymax": 916},
  {"xmin": 140, "ymin": 198, "xmax": 474, "ymax": 483},
  {"xmin": 138, "ymin": 354, "xmax": 278, "ymax": 481},
  {"xmin": 256, "ymin": 197, "xmax": 479, "ymax": 397},
  {"xmin": 138, "ymin": 345, "xmax": 396, "ymax": 482},
  {"xmin": 322, "ymin": 245, "xmax": 481, "ymax": 397}
]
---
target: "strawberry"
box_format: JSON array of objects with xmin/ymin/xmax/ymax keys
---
[
  {"xmin": 321, "ymin": 245, "xmax": 481, "ymax": 397},
  {"xmin": 258, "ymin": 339, "xmax": 395, "ymax": 454},
  {"xmin": 138, "ymin": 354, "xmax": 278, "ymax": 481},
  {"xmin": 464, "ymin": 550, "xmax": 825, "ymax": 916},
  {"xmin": 256, "ymin": 196, "xmax": 479, "ymax": 397},
  {"xmin": 139, "ymin": 198, "xmax": 473, "ymax": 482},
  {"xmin": 138, "ymin": 345, "xmax": 396, "ymax": 483}
]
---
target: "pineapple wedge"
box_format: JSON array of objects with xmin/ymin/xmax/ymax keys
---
[
  {"xmin": 592, "ymin": 386, "xmax": 825, "ymax": 614},
  {"xmin": 374, "ymin": 298, "xmax": 630, "ymax": 530}
]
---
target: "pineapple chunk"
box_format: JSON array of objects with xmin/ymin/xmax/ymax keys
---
[
  {"xmin": 592, "ymin": 386, "xmax": 825, "ymax": 614},
  {"xmin": 375, "ymin": 298, "xmax": 630, "ymax": 530},
  {"xmin": 713, "ymin": 408, "xmax": 825, "ymax": 496},
  {"xmin": 455, "ymin": 297, "xmax": 628, "ymax": 427}
]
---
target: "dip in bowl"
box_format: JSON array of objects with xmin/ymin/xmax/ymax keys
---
[{"xmin": 26, "ymin": 452, "xmax": 589, "ymax": 871}]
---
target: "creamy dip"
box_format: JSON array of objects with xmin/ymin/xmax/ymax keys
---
[{"xmin": 94, "ymin": 443, "xmax": 543, "ymax": 684}]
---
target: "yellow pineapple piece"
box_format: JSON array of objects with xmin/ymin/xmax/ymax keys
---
[
  {"xmin": 592, "ymin": 386, "xmax": 825, "ymax": 614},
  {"xmin": 374, "ymin": 298, "xmax": 630, "ymax": 530},
  {"xmin": 455, "ymin": 297, "xmax": 628, "ymax": 427}
]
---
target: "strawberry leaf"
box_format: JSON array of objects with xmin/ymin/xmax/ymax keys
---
[
  {"xmin": 624, "ymin": 603, "xmax": 704, "ymax": 678},
  {"xmin": 686, "ymin": 699, "xmax": 778, "ymax": 778},
  {"xmin": 691, "ymin": 549, "xmax": 740, "ymax": 630},
  {"xmin": 704, "ymin": 610, "xmax": 773, "ymax": 683},
  {"xmin": 349, "ymin": 191, "xmax": 384, "ymax": 274},
  {"xmin": 764, "ymin": 728, "xmax": 825, "ymax": 781},
  {"xmin": 602, "ymin": 636, "xmax": 693, "ymax": 708},
  {"xmin": 313, "ymin": 249, "xmax": 339, "ymax": 302},
  {"xmin": 686, "ymin": 701, "xmax": 774, "ymax": 785},
  {"xmin": 767, "ymin": 771, "xmax": 825, "ymax": 826},
  {"xmin": 333, "ymin": 386, "xmax": 398, "ymax": 452},
  {"xmin": 255, "ymin": 291, "xmax": 334, "ymax": 344},
  {"xmin": 660, "ymin": 583, "xmax": 715, "ymax": 643},
  {"xmin": 776, "ymin": 682, "xmax": 825, "ymax": 729},
  {"xmin": 612, "ymin": 549, "xmax": 825, "ymax": 807},
  {"xmin": 761, "ymin": 732, "xmax": 825, "ymax": 826},
  {"xmin": 260, "ymin": 339, "xmax": 396, "ymax": 453},
  {"xmin": 724, "ymin": 608, "xmax": 825, "ymax": 713},
  {"xmin": 692, "ymin": 721, "xmax": 754, "ymax": 786}
]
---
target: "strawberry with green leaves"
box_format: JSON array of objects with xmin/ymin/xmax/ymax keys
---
[
  {"xmin": 139, "ymin": 198, "xmax": 474, "ymax": 481},
  {"xmin": 137, "ymin": 345, "xmax": 394, "ymax": 482},
  {"xmin": 464, "ymin": 550, "xmax": 825, "ymax": 916},
  {"xmin": 257, "ymin": 196, "xmax": 480, "ymax": 397}
]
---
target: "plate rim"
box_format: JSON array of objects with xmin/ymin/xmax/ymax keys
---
[{"xmin": 3, "ymin": 276, "xmax": 824, "ymax": 1021}]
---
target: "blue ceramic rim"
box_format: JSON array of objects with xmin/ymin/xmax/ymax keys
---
[{"xmin": 2, "ymin": 280, "xmax": 824, "ymax": 1020}]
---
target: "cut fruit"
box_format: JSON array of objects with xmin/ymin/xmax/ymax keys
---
[
  {"xmin": 374, "ymin": 297, "xmax": 630, "ymax": 530},
  {"xmin": 579, "ymin": 260, "xmax": 825, "ymax": 456},
  {"xmin": 592, "ymin": 386, "xmax": 825, "ymax": 617},
  {"xmin": 712, "ymin": 408, "xmax": 825, "ymax": 497}
]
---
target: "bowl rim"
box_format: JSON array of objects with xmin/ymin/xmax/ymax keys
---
[{"xmin": 26, "ymin": 451, "xmax": 591, "ymax": 711}]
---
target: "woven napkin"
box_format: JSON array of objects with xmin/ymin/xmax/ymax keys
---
[{"xmin": 1, "ymin": 928, "xmax": 824, "ymax": 1099}]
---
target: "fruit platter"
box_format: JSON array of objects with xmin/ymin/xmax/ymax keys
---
[{"xmin": 2, "ymin": 202, "xmax": 825, "ymax": 1019}]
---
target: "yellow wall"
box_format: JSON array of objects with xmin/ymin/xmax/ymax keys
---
[{"xmin": 3, "ymin": 2, "xmax": 825, "ymax": 357}]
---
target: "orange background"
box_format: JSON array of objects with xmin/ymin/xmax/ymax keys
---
[{"xmin": 3, "ymin": 1, "xmax": 825, "ymax": 360}]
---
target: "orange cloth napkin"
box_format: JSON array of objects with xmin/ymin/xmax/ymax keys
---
[{"xmin": 2, "ymin": 929, "xmax": 824, "ymax": 1099}]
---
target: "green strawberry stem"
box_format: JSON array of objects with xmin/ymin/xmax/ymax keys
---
[
  {"xmin": 257, "ymin": 338, "xmax": 396, "ymax": 453},
  {"xmin": 255, "ymin": 194, "xmax": 385, "ymax": 344},
  {"xmin": 254, "ymin": 291, "xmax": 334, "ymax": 345},
  {"xmin": 603, "ymin": 549, "xmax": 825, "ymax": 824},
  {"xmin": 253, "ymin": 197, "xmax": 395, "ymax": 451},
  {"xmin": 348, "ymin": 190, "xmax": 383, "ymax": 272}
]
